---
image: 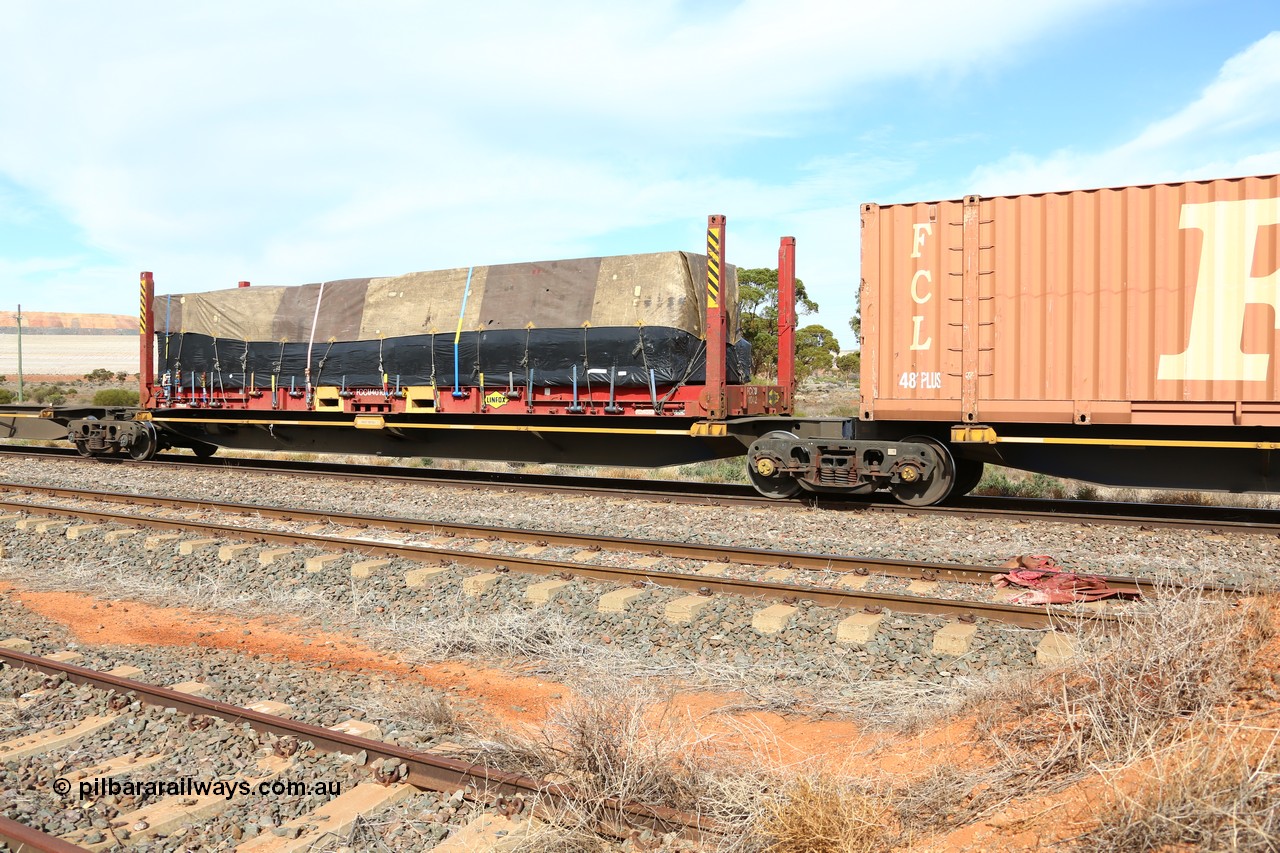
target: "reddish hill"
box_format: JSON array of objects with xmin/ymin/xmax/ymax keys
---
[{"xmin": 1, "ymin": 312, "xmax": 135, "ymax": 334}]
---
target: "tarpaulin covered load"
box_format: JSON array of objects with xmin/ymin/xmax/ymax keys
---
[{"xmin": 154, "ymin": 251, "xmax": 751, "ymax": 389}]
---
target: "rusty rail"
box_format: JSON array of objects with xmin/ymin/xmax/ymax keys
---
[
  {"xmin": 0, "ymin": 648, "xmax": 714, "ymax": 841},
  {"xmin": 0, "ymin": 815, "xmax": 88, "ymax": 852},
  {"xmin": 0, "ymin": 491, "xmax": 1136, "ymax": 629},
  {"xmin": 0, "ymin": 481, "xmax": 1230, "ymax": 598}
]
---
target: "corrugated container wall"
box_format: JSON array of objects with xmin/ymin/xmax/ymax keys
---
[{"xmin": 860, "ymin": 174, "xmax": 1280, "ymax": 427}]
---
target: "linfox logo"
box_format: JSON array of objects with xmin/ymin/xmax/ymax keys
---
[{"xmin": 1158, "ymin": 197, "xmax": 1280, "ymax": 382}]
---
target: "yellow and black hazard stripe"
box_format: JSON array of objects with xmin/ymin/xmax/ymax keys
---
[
  {"xmin": 139, "ymin": 274, "xmax": 149, "ymax": 334},
  {"xmin": 706, "ymin": 224, "xmax": 722, "ymax": 309}
]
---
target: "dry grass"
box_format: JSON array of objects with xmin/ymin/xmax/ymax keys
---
[
  {"xmin": 465, "ymin": 677, "xmax": 775, "ymax": 851},
  {"xmin": 370, "ymin": 686, "xmax": 459, "ymax": 736},
  {"xmin": 968, "ymin": 585, "xmax": 1273, "ymax": 816},
  {"xmin": 460, "ymin": 674, "xmax": 995, "ymax": 852},
  {"xmin": 1076, "ymin": 730, "xmax": 1280, "ymax": 851},
  {"xmin": 757, "ymin": 776, "xmax": 891, "ymax": 853},
  {"xmin": 384, "ymin": 606, "xmax": 597, "ymax": 669}
]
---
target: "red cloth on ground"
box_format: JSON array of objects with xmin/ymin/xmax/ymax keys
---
[{"xmin": 993, "ymin": 554, "xmax": 1123, "ymax": 605}]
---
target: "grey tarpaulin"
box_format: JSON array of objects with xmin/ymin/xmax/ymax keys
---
[{"xmin": 156, "ymin": 251, "xmax": 750, "ymax": 389}]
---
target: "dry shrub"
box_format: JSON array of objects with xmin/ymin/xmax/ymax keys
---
[
  {"xmin": 468, "ymin": 677, "xmax": 985, "ymax": 852},
  {"xmin": 467, "ymin": 677, "xmax": 768, "ymax": 850},
  {"xmin": 1149, "ymin": 489, "xmax": 1216, "ymax": 506},
  {"xmin": 391, "ymin": 607, "xmax": 589, "ymax": 664},
  {"xmin": 840, "ymin": 677, "xmax": 993, "ymax": 734},
  {"xmin": 982, "ymin": 586, "xmax": 1270, "ymax": 787},
  {"xmin": 757, "ymin": 776, "xmax": 891, "ymax": 853},
  {"xmin": 1076, "ymin": 731, "xmax": 1280, "ymax": 851},
  {"xmin": 373, "ymin": 687, "xmax": 458, "ymax": 735},
  {"xmin": 891, "ymin": 763, "xmax": 990, "ymax": 837}
]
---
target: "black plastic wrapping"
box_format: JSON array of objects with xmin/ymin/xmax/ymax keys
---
[{"xmin": 157, "ymin": 327, "xmax": 752, "ymax": 390}]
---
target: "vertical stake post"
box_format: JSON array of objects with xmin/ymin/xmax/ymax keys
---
[
  {"xmin": 14, "ymin": 304, "xmax": 22, "ymax": 403},
  {"xmin": 704, "ymin": 214, "xmax": 727, "ymax": 420},
  {"xmin": 139, "ymin": 272, "xmax": 155, "ymax": 407},
  {"xmin": 777, "ymin": 236, "xmax": 796, "ymax": 402}
]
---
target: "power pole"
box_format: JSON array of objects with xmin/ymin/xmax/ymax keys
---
[{"xmin": 14, "ymin": 304, "xmax": 23, "ymax": 403}]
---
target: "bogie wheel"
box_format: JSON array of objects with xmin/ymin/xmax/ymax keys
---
[
  {"xmin": 190, "ymin": 441, "xmax": 219, "ymax": 459},
  {"xmin": 747, "ymin": 430, "xmax": 803, "ymax": 499},
  {"xmin": 948, "ymin": 458, "xmax": 985, "ymax": 501},
  {"xmin": 127, "ymin": 423, "xmax": 159, "ymax": 462},
  {"xmin": 890, "ymin": 435, "xmax": 957, "ymax": 507},
  {"xmin": 73, "ymin": 440, "xmax": 93, "ymax": 458}
]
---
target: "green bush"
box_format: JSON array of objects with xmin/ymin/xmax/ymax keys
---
[
  {"xmin": 835, "ymin": 351, "xmax": 860, "ymax": 379},
  {"xmin": 92, "ymin": 389, "xmax": 140, "ymax": 407},
  {"xmin": 0, "ymin": 389, "xmax": 11, "ymax": 404},
  {"xmin": 84, "ymin": 368, "xmax": 115, "ymax": 382},
  {"xmin": 30, "ymin": 385, "xmax": 67, "ymax": 405},
  {"xmin": 973, "ymin": 468, "xmax": 1069, "ymax": 499}
]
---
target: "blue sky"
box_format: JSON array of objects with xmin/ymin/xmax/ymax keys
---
[{"xmin": 1, "ymin": 1, "xmax": 1278, "ymax": 347}]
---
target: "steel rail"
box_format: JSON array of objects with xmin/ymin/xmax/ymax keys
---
[
  {"xmin": 0, "ymin": 815, "xmax": 88, "ymax": 852},
  {"xmin": 0, "ymin": 483, "xmax": 1084, "ymax": 585},
  {"xmin": 0, "ymin": 648, "xmax": 713, "ymax": 841},
  {"xmin": 0, "ymin": 494, "xmax": 1120, "ymax": 629},
  {"xmin": 0, "ymin": 481, "xmax": 1224, "ymax": 598},
  {"xmin": 0, "ymin": 446, "xmax": 754, "ymax": 505},
  {"xmin": 3, "ymin": 445, "xmax": 1279, "ymax": 534}
]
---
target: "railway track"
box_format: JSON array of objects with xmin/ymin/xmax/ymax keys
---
[
  {"xmin": 0, "ymin": 479, "xmax": 1259, "ymax": 848},
  {"xmin": 2, "ymin": 445, "xmax": 1278, "ymax": 535},
  {"xmin": 0, "ymin": 645, "xmax": 709, "ymax": 851},
  {"xmin": 0, "ymin": 483, "xmax": 1243, "ymax": 634}
]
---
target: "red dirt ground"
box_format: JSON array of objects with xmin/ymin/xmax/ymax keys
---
[
  {"xmin": 0, "ymin": 584, "xmax": 861, "ymax": 765},
  {"xmin": 5, "ymin": 583, "xmax": 1277, "ymax": 850}
]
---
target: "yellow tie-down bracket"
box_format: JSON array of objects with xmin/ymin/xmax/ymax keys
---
[
  {"xmin": 313, "ymin": 386, "xmax": 343, "ymax": 412},
  {"xmin": 404, "ymin": 386, "xmax": 437, "ymax": 414}
]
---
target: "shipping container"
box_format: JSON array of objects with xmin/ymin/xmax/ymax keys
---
[{"xmin": 860, "ymin": 174, "xmax": 1280, "ymax": 428}]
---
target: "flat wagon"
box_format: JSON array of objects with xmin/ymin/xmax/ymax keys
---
[{"xmin": 4, "ymin": 174, "xmax": 1278, "ymax": 506}]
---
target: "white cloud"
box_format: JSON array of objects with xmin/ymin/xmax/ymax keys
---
[
  {"xmin": 0, "ymin": 0, "xmax": 1114, "ymax": 321},
  {"xmin": 969, "ymin": 31, "xmax": 1280, "ymax": 195}
]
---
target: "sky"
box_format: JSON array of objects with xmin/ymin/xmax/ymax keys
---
[{"xmin": 1, "ymin": 1, "xmax": 1278, "ymax": 349}]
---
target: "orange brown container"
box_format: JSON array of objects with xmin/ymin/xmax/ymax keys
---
[{"xmin": 860, "ymin": 174, "xmax": 1280, "ymax": 428}]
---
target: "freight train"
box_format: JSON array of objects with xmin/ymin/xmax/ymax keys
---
[{"xmin": 2, "ymin": 174, "xmax": 1279, "ymax": 506}]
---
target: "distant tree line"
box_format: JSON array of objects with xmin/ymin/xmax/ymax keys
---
[{"xmin": 737, "ymin": 268, "xmax": 859, "ymax": 383}]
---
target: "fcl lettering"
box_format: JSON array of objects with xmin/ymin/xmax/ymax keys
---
[
  {"xmin": 908, "ymin": 222, "xmax": 932, "ymax": 351},
  {"xmin": 1158, "ymin": 197, "xmax": 1280, "ymax": 382}
]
